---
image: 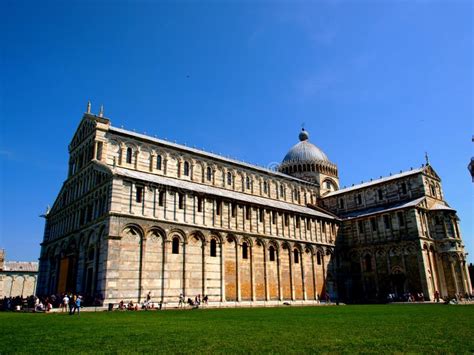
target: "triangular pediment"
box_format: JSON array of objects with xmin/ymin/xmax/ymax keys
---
[
  {"xmin": 49, "ymin": 162, "xmax": 113, "ymax": 215},
  {"xmin": 423, "ymin": 165, "xmax": 441, "ymax": 181},
  {"xmin": 69, "ymin": 115, "xmax": 98, "ymax": 151}
]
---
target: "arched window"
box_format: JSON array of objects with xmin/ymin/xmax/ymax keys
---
[
  {"xmin": 227, "ymin": 172, "xmax": 232, "ymax": 185},
  {"xmin": 294, "ymin": 249, "xmax": 299, "ymax": 264},
  {"xmin": 317, "ymin": 252, "xmax": 322, "ymax": 265},
  {"xmin": 156, "ymin": 155, "xmax": 162, "ymax": 170},
  {"xmin": 172, "ymin": 237, "xmax": 180, "ymax": 254},
  {"xmin": 242, "ymin": 242, "xmax": 248, "ymax": 259},
  {"xmin": 365, "ymin": 254, "xmax": 372, "ymax": 272},
  {"xmin": 269, "ymin": 246, "xmax": 275, "ymax": 262},
  {"xmin": 183, "ymin": 161, "xmax": 190, "ymax": 176},
  {"xmin": 206, "ymin": 167, "xmax": 212, "ymax": 181},
  {"xmin": 246, "ymin": 176, "xmax": 251, "ymax": 190},
  {"xmin": 263, "ymin": 181, "xmax": 268, "ymax": 194},
  {"xmin": 280, "ymin": 185, "xmax": 284, "ymax": 198},
  {"xmin": 126, "ymin": 147, "xmax": 132, "ymax": 164},
  {"xmin": 210, "ymin": 239, "xmax": 217, "ymax": 257}
]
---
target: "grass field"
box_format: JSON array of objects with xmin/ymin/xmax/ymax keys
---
[{"xmin": 1, "ymin": 304, "xmax": 473, "ymax": 353}]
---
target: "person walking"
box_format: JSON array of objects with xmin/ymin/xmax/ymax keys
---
[
  {"xmin": 69, "ymin": 294, "xmax": 76, "ymax": 315},
  {"xmin": 75, "ymin": 296, "xmax": 82, "ymax": 315}
]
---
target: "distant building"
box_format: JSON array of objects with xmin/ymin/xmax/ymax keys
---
[
  {"xmin": 36, "ymin": 106, "xmax": 472, "ymax": 305},
  {"xmin": 469, "ymin": 136, "xmax": 473, "ymax": 182},
  {"xmin": 0, "ymin": 250, "xmax": 38, "ymax": 298}
]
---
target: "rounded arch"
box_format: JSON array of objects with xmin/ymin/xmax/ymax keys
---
[
  {"xmin": 121, "ymin": 223, "xmax": 145, "ymax": 238},
  {"xmin": 240, "ymin": 236, "xmax": 253, "ymax": 247},
  {"xmin": 322, "ymin": 177, "xmax": 339, "ymax": 190},
  {"xmin": 123, "ymin": 140, "xmax": 139, "ymax": 151},
  {"xmin": 188, "ymin": 230, "xmax": 206, "ymax": 243},
  {"xmin": 226, "ymin": 233, "xmax": 237, "ymax": 244},
  {"xmin": 293, "ymin": 242, "xmax": 304, "ymax": 253},
  {"xmin": 304, "ymin": 245, "xmax": 314, "ymax": 255},
  {"xmin": 167, "ymin": 228, "xmax": 186, "ymax": 242},
  {"xmin": 146, "ymin": 226, "xmax": 166, "ymax": 240},
  {"xmin": 208, "ymin": 232, "xmax": 223, "ymax": 244},
  {"xmin": 255, "ymin": 238, "xmax": 266, "ymax": 247},
  {"xmin": 86, "ymin": 229, "xmax": 98, "ymax": 246},
  {"xmin": 66, "ymin": 235, "xmax": 78, "ymax": 251},
  {"xmin": 267, "ymin": 240, "xmax": 280, "ymax": 252}
]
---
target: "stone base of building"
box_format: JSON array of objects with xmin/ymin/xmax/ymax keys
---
[{"xmin": 49, "ymin": 300, "xmax": 340, "ymax": 313}]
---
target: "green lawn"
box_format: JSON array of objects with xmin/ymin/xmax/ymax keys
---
[{"xmin": 1, "ymin": 304, "xmax": 473, "ymax": 353}]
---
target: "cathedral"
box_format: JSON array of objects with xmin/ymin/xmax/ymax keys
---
[{"xmin": 36, "ymin": 105, "xmax": 472, "ymax": 305}]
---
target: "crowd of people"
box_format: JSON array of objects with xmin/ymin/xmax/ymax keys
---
[
  {"xmin": 0, "ymin": 292, "xmax": 101, "ymax": 313},
  {"xmin": 3, "ymin": 290, "xmax": 472, "ymax": 312},
  {"xmin": 386, "ymin": 290, "xmax": 474, "ymax": 304}
]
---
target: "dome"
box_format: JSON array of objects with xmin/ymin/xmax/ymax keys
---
[{"xmin": 282, "ymin": 129, "xmax": 329, "ymax": 163}]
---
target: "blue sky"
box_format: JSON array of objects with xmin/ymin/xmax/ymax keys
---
[{"xmin": 1, "ymin": 0, "xmax": 472, "ymax": 262}]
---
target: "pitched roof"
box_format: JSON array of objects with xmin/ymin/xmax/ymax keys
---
[
  {"xmin": 114, "ymin": 167, "xmax": 338, "ymax": 221},
  {"xmin": 109, "ymin": 126, "xmax": 314, "ymax": 186},
  {"xmin": 430, "ymin": 202, "xmax": 456, "ymax": 212},
  {"xmin": 339, "ymin": 197, "xmax": 425, "ymax": 220},
  {"xmin": 323, "ymin": 168, "xmax": 425, "ymax": 198},
  {"xmin": 4, "ymin": 261, "xmax": 38, "ymax": 272}
]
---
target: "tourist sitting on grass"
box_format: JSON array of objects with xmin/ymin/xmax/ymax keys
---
[
  {"xmin": 187, "ymin": 298, "xmax": 196, "ymax": 308},
  {"xmin": 35, "ymin": 301, "xmax": 45, "ymax": 313}
]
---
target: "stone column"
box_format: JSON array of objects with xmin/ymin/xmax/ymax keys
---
[
  {"xmin": 149, "ymin": 153, "xmax": 155, "ymax": 172},
  {"xmin": 250, "ymin": 243, "xmax": 256, "ymax": 302},
  {"xmin": 9, "ymin": 276, "xmax": 16, "ymax": 297},
  {"xmin": 134, "ymin": 150, "xmax": 139, "ymax": 170},
  {"xmin": 289, "ymin": 248, "xmax": 295, "ymax": 301},
  {"xmin": 92, "ymin": 141, "xmax": 98, "ymax": 161},
  {"xmin": 277, "ymin": 247, "xmax": 283, "ymax": 301},
  {"xmin": 360, "ymin": 255, "xmax": 367, "ymax": 296},
  {"xmin": 450, "ymin": 260, "xmax": 460, "ymax": 295},
  {"xmin": 312, "ymin": 251, "xmax": 317, "ymax": 301},
  {"xmin": 76, "ymin": 245, "xmax": 86, "ymax": 293},
  {"xmin": 428, "ymin": 249, "xmax": 438, "ymax": 299},
  {"xmin": 435, "ymin": 253, "xmax": 448, "ymax": 298},
  {"xmin": 264, "ymin": 244, "xmax": 269, "ymax": 301},
  {"xmin": 220, "ymin": 239, "xmax": 226, "ymax": 302},
  {"xmin": 416, "ymin": 247, "xmax": 431, "ymax": 300},
  {"xmin": 182, "ymin": 239, "xmax": 187, "ymax": 299},
  {"xmin": 463, "ymin": 261, "xmax": 473, "ymax": 295},
  {"xmin": 322, "ymin": 253, "xmax": 327, "ymax": 299},
  {"xmin": 430, "ymin": 250, "xmax": 441, "ymax": 295},
  {"xmin": 459, "ymin": 261, "xmax": 470, "ymax": 295},
  {"xmin": 33, "ymin": 275, "xmax": 38, "ymax": 296},
  {"xmin": 373, "ymin": 251, "xmax": 380, "ymax": 297},
  {"xmin": 236, "ymin": 240, "xmax": 241, "ymax": 302},
  {"xmin": 119, "ymin": 144, "xmax": 125, "ymax": 165},
  {"xmin": 161, "ymin": 240, "xmax": 169, "ymax": 302},
  {"xmin": 301, "ymin": 250, "xmax": 307, "ymax": 301},
  {"xmin": 138, "ymin": 236, "xmax": 147, "ymax": 302},
  {"xmin": 202, "ymin": 240, "xmax": 207, "ymax": 297}
]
